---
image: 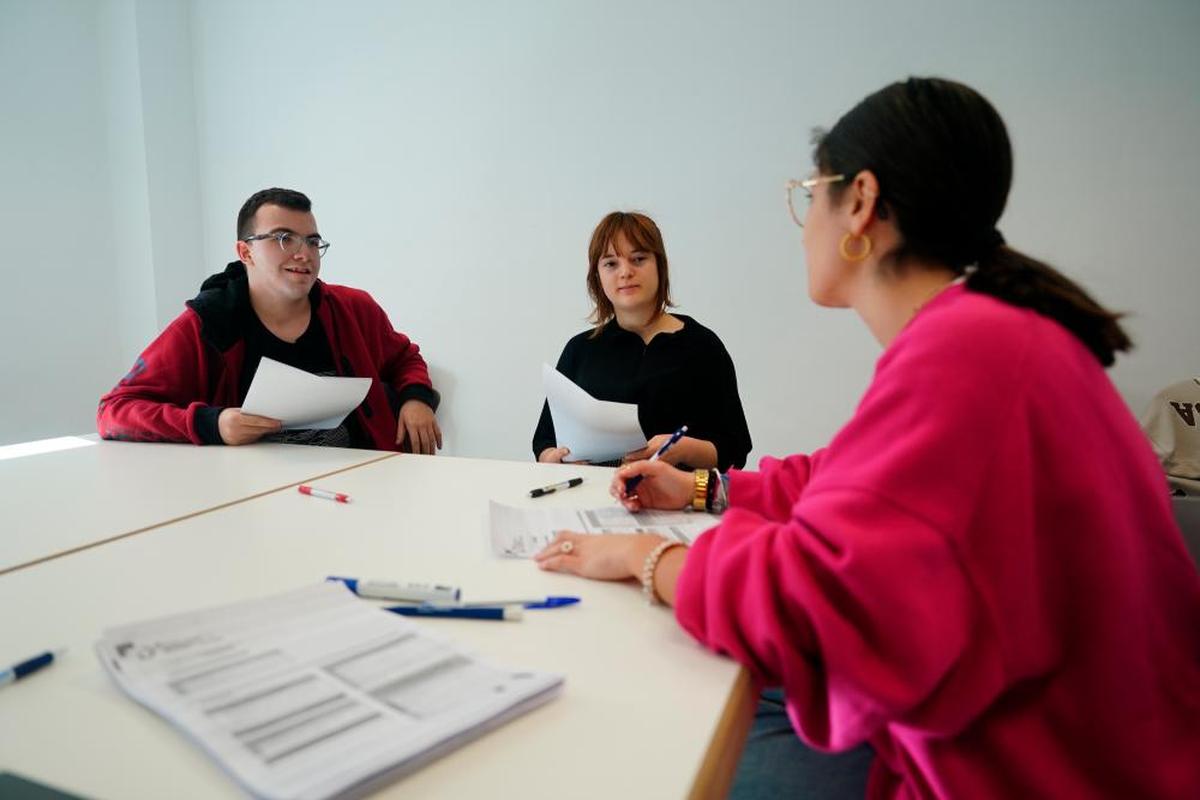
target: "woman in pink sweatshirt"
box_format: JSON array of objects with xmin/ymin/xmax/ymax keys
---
[{"xmin": 534, "ymin": 78, "xmax": 1200, "ymax": 799}]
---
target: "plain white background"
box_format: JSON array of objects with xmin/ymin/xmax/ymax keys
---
[{"xmin": 2, "ymin": 0, "xmax": 1198, "ymax": 462}]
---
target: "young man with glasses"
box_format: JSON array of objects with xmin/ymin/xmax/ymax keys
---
[{"xmin": 97, "ymin": 188, "xmax": 442, "ymax": 453}]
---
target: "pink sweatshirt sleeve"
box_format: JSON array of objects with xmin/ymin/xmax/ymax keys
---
[{"xmin": 726, "ymin": 449, "xmax": 828, "ymax": 521}]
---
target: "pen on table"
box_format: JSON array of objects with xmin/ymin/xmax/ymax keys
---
[
  {"xmin": 392, "ymin": 596, "xmax": 581, "ymax": 610},
  {"xmin": 529, "ymin": 477, "xmax": 583, "ymax": 498},
  {"xmin": 624, "ymin": 425, "xmax": 688, "ymax": 496},
  {"xmin": 328, "ymin": 576, "xmax": 461, "ymax": 604},
  {"xmin": 385, "ymin": 605, "xmax": 524, "ymax": 621},
  {"xmin": 299, "ymin": 485, "xmax": 351, "ymax": 503},
  {"xmin": 0, "ymin": 649, "xmax": 64, "ymax": 689}
]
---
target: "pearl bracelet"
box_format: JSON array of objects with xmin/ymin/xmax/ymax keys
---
[{"xmin": 641, "ymin": 538, "xmax": 686, "ymax": 605}]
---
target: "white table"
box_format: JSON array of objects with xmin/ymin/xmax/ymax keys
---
[
  {"xmin": 0, "ymin": 454, "xmax": 753, "ymax": 799},
  {"xmin": 0, "ymin": 439, "xmax": 392, "ymax": 574}
]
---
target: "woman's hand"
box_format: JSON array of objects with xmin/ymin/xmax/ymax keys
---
[
  {"xmin": 623, "ymin": 435, "xmax": 717, "ymax": 469},
  {"xmin": 611, "ymin": 460, "xmax": 694, "ymax": 511},
  {"xmin": 538, "ymin": 447, "xmax": 570, "ymax": 463},
  {"xmin": 534, "ymin": 531, "xmax": 665, "ymax": 581}
]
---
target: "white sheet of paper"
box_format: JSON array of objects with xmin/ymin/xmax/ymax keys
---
[
  {"xmin": 241, "ymin": 357, "xmax": 371, "ymax": 430},
  {"xmin": 542, "ymin": 364, "xmax": 646, "ymax": 462},
  {"xmin": 488, "ymin": 500, "xmax": 719, "ymax": 558},
  {"xmin": 95, "ymin": 583, "xmax": 563, "ymax": 800}
]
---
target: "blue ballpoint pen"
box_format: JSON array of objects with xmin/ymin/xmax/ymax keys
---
[
  {"xmin": 508, "ymin": 596, "xmax": 579, "ymax": 610},
  {"xmin": 385, "ymin": 605, "xmax": 524, "ymax": 621},
  {"xmin": 624, "ymin": 425, "xmax": 688, "ymax": 495},
  {"xmin": 395, "ymin": 596, "xmax": 581, "ymax": 610},
  {"xmin": 0, "ymin": 649, "xmax": 63, "ymax": 689}
]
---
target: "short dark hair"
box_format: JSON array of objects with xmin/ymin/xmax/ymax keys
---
[
  {"xmin": 236, "ymin": 188, "xmax": 312, "ymax": 239},
  {"xmin": 814, "ymin": 77, "xmax": 1130, "ymax": 366},
  {"xmin": 586, "ymin": 211, "xmax": 674, "ymax": 335}
]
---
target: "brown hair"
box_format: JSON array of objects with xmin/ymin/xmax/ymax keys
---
[
  {"xmin": 586, "ymin": 211, "xmax": 674, "ymax": 335},
  {"xmin": 814, "ymin": 77, "xmax": 1131, "ymax": 366}
]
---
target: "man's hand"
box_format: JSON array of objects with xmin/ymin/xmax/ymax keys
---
[
  {"xmin": 218, "ymin": 408, "xmax": 282, "ymax": 446},
  {"xmin": 397, "ymin": 400, "xmax": 442, "ymax": 455}
]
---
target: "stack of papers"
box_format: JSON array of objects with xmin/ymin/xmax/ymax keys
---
[
  {"xmin": 95, "ymin": 584, "xmax": 562, "ymax": 799},
  {"xmin": 489, "ymin": 500, "xmax": 720, "ymax": 558}
]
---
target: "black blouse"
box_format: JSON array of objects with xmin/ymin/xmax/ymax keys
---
[{"xmin": 532, "ymin": 315, "xmax": 752, "ymax": 470}]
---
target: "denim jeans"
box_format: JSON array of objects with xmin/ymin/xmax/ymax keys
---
[{"xmin": 730, "ymin": 689, "xmax": 874, "ymax": 800}]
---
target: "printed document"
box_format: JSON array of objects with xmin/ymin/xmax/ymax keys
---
[
  {"xmin": 489, "ymin": 499, "xmax": 719, "ymax": 558},
  {"xmin": 542, "ymin": 364, "xmax": 646, "ymax": 462},
  {"xmin": 242, "ymin": 358, "xmax": 371, "ymax": 430},
  {"xmin": 95, "ymin": 583, "xmax": 562, "ymax": 800}
]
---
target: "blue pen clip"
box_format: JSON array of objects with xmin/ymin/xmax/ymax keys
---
[{"xmin": 524, "ymin": 596, "xmax": 580, "ymax": 610}]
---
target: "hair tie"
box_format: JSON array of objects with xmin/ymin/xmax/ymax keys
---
[
  {"xmin": 968, "ymin": 228, "xmax": 1006, "ymax": 269},
  {"xmin": 961, "ymin": 229, "xmax": 1006, "ymax": 274}
]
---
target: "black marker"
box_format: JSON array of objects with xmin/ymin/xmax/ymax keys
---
[{"xmin": 529, "ymin": 477, "xmax": 583, "ymax": 498}]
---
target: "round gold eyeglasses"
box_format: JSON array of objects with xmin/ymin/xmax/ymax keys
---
[{"xmin": 785, "ymin": 174, "xmax": 844, "ymax": 227}]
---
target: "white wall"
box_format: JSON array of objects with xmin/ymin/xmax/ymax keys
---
[
  {"xmin": 0, "ymin": 0, "xmax": 204, "ymax": 446},
  {"xmin": 4, "ymin": 0, "xmax": 1199, "ymax": 459},
  {"xmin": 1, "ymin": 0, "xmax": 126, "ymax": 444}
]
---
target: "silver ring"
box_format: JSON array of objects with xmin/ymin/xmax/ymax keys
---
[{"xmin": 560, "ymin": 541, "xmax": 574, "ymax": 554}]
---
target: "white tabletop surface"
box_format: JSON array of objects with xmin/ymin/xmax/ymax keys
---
[
  {"xmin": 0, "ymin": 454, "xmax": 750, "ymax": 799},
  {"xmin": 0, "ymin": 439, "xmax": 392, "ymax": 573}
]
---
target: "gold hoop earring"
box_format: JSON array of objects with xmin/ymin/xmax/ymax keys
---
[{"xmin": 839, "ymin": 233, "xmax": 872, "ymax": 262}]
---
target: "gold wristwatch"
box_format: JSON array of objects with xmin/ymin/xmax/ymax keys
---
[{"xmin": 692, "ymin": 469, "xmax": 710, "ymax": 511}]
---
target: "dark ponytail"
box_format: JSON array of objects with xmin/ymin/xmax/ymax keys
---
[
  {"xmin": 969, "ymin": 245, "xmax": 1130, "ymax": 367},
  {"xmin": 815, "ymin": 77, "xmax": 1131, "ymax": 367}
]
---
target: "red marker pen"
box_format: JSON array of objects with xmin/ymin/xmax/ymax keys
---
[{"xmin": 298, "ymin": 485, "xmax": 350, "ymax": 503}]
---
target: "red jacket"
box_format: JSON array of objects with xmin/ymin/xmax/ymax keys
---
[
  {"xmin": 676, "ymin": 286, "xmax": 1200, "ymax": 798},
  {"xmin": 97, "ymin": 262, "xmax": 435, "ymax": 450}
]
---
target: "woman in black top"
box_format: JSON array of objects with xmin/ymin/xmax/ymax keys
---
[{"xmin": 533, "ymin": 212, "xmax": 751, "ymax": 471}]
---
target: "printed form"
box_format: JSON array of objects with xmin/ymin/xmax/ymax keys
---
[
  {"xmin": 95, "ymin": 583, "xmax": 562, "ymax": 800},
  {"xmin": 489, "ymin": 500, "xmax": 720, "ymax": 558}
]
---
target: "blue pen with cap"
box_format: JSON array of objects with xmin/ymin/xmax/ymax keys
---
[
  {"xmin": 328, "ymin": 576, "xmax": 460, "ymax": 604},
  {"xmin": 467, "ymin": 596, "xmax": 579, "ymax": 609},
  {"xmin": 383, "ymin": 596, "xmax": 580, "ymax": 621},
  {"xmin": 624, "ymin": 425, "xmax": 687, "ymax": 495},
  {"xmin": 391, "ymin": 596, "xmax": 581, "ymax": 610}
]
